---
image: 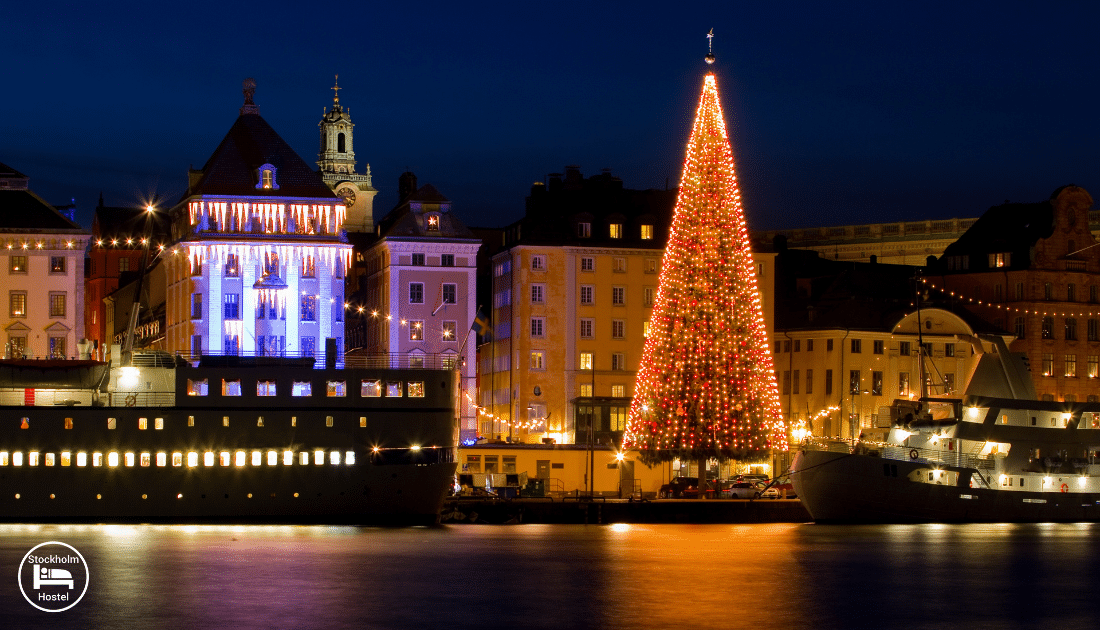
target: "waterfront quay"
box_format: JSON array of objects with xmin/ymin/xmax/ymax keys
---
[{"xmin": 440, "ymin": 497, "xmax": 810, "ymax": 525}]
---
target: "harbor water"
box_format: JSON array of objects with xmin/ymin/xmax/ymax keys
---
[{"xmin": 2, "ymin": 522, "xmax": 1099, "ymax": 629}]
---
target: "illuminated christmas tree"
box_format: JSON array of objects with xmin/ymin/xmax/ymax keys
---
[{"xmin": 624, "ymin": 61, "xmax": 785, "ymax": 467}]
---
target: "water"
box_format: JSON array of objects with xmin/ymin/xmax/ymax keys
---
[{"xmin": 1, "ymin": 522, "xmax": 1099, "ymax": 629}]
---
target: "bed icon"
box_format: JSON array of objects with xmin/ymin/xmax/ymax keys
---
[{"xmin": 33, "ymin": 564, "xmax": 74, "ymax": 590}]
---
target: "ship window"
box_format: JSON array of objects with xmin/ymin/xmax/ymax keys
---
[
  {"xmin": 188, "ymin": 379, "xmax": 208, "ymax": 396},
  {"xmin": 155, "ymin": 418, "xmax": 164, "ymax": 430},
  {"xmin": 0, "ymin": 451, "xmax": 7, "ymax": 466},
  {"xmin": 108, "ymin": 418, "xmax": 116, "ymax": 430},
  {"xmin": 314, "ymin": 450, "xmax": 325, "ymax": 466},
  {"xmin": 28, "ymin": 452, "xmax": 39, "ymax": 466},
  {"xmin": 139, "ymin": 417, "xmax": 148, "ymax": 430},
  {"xmin": 327, "ymin": 381, "xmax": 346, "ymax": 397},
  {"xmin": 361, "ymin": 379, "xmax": 382, "ymax": 397},
  {"xmin": 283, "ymin": 450, "xmax": 293, "ymax": 465},
  {"xmin": 330, "ymin": 451, "xmax": 341, "ymax": 465},
  {"xmin": 188, "ymin": 416, "xmax": 195, "ymax": 427},
  {"xmin": 326, "ymin": 416, "xmax": 334, "ymax": 427},
  {"xmin": 251, "ymin": 451, "xmax": 261, "ymax": 466},
  {"xmin": 217, "ymin": 452, "xmax": 229, "ymax": 466},
  {"xmin": 12, "ymin": 452, "xmax": 23, "ymax": 466},
  {"xmin": 291, "ymin": 416, "xmax": 297, "ymax": 427},
  {"xmin": 1021, "ymin": 478, "xmax": 1025, "ymax": 487},
  {"xmin": 408, "ymin": 381, "xmax": 425, "ymax": 397},
  {"xmin": 20, "ymin": 418, "xmax": 28, "ymax": 429},
  {"xmin": 45, "ymin": 453, "xmax": 55, "ymax": 467},
  {"xmin": 1001, "ymin": 415, "xmax": 1008, "ymax": 425},
  {"xmin": 76, "ymin": 452, "xmax": 86, "ymax": 467},
  {"xmin": 299, "ymin": 452, "xmax": 309, "ymax": 466},
  {"xmin": 125, "ymin": 452, "xmax": 135, "ymax": 467},
  {"xmin": 61, "ymin": 452, "xmax": 71, "ymax": 466},
  {"xmin": 360, "ymin": 417, "xmax": 367, "ymax": 427},
  {"xmin": 292, "ymin": 381, "xmax": 312, "ymax": 397},
  {"xmin": 223, "ymin": 417, "xmax": 229, "ymax": 427},
  {"xmin": 1032, "ymin": 417, "xmax": 1037, "ymax": 426},
  {"xmin": 267, "ymin": 450, "xmax": 278, "ymax": 466},
  {"xmin": 188, "ymin": 452, "xmax": 198, "ymax": 467},
  {"xmin": 257, "ymin": 417, "xmax": 264, "ymax": 427},
  {"xmin": 107, "ymin": 452, "xmax": 119, "ymax": 467},
  {"xmin": 386, "ymin": 382, "xmax": 402, "ymax": 397},
  {"xmin": 234, "ymin": 451, "xmax": 245, "ymax": 467},
  {"xmin": 93, "ymin": 452, "xmax": 103, "ymax": 467},
  {"xmin": 345, "ymin": 451, "xmax": 355, "ymax": 465},
  {"xmin": 222, "ymin": 379, "xmax": 242, "ymax": 396},
  {"xmin": 65, "ymin": 418, "xmax": 73, "ymax": 429},
  {"xmin": 140, "ymin": 452, "xmax": 150, "ymax": 467},
  {"xmin": 156, "ymin": 452, "xmax": 166, "ymax": 466},
  {"xmin": 204, "ymin": 452, "xmax": 215, "ymax": 467},
  {"xmin": 172, "ymin": 452, "xmax": 183, "ymax": 467},
  {"xmin": 257, "ymin": 380, "xmax": 277, "ymax": 396}
]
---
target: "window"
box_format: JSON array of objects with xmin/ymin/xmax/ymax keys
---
[
  {"xmin": 48, "ymin": 292, "xmax": 66, "ymax": 317},
  {"xmin": 1045, "ymin": 283, "xmax": 1053, "ymax": 300},
  {"xmin": 441, "ymin": 254, "xmax": 455, "ymax": 267},
  {"xmin": 640, "ymin": 224, "xmax": 653, "ymax": 240},
  {"xmin": 873, "ymin": 340, "xmax": 884, "ymax": 354},
  {"xmin": 530, "ymin": 351, "xmax": 545, "ymax": 370},
  {"xmin": 1066, "ymin": 318, "xmax": 1078, "ymax": 341},
  {"xmin": 1016, "ymin": 282, "xmax": 1025, "ymax": 300},
  {"xmin": 794, "ymin": 340, "xmax": 801, "ymax": 352},
  {"xmin": 1089, "ymin": 356, "xmax": 1099, "ymax": 379},
  {"xmin": 580, "ymin": 318, "xmax": 594, "ymax": 338},
  {"xmin": 188, "ymin": 378, "xmax": 208, "ymax": 396},
  {"xmin": 580, "ymin": 286, "xmax": 594, "ymax": 305},
  {"xmin": 224, "ymin": 254, "xmax": 239, "ymax": 277},
  {"xmin": 257, "ymin": 381, "xmax": 276, "ymax": 396},
  {"xmin": 441, "ymin": 283, "xmax": 457, "ymax": 305},
  {"xmin": 224, "ymin": 293, "xmax": 240, "ymax": 320},
  {"xmin": 1015, "ymin": 317, "xmax": 1025, "ymax": 339},
  {"xmin": 408, "ymin": 382, "xmax": 425, "ymax": 397},
  {"xmin": 825, "ymin": 369, "xmax": 833, "ymax": 396},
  {"xmin": 426, "ymin": 214, "xmax": 440, "ymax": 230},
  {"xmin": 222, "ymin": 379, "xmax": 242, "ymax": 396},
  {"xmin": 1068, "ymin": 283, "xmax": 1077, "ymax": 302},
  {"xmin": 531, "ymin": 284, "xmax": 545, "ymax": 304},
  {"xmin": 609, "ymin": 223, "xmax": 623, "ymax": 239},
  {"xmin": 611, "ymin": 320, "xmax": 624, "ymax": 339},
  {"xmin": 849, "ymin": 370, "xmax": 860, "ymax": 395},
  {"xmin": 581, "ymin": 257, "xmax": 594, "ymax": 271},
  {"xmin": 530, "ymin": 317, "xmax": 544, "ymax": 337},
  {"xmin": 644, "ymin": 287, "xmax": 655, "ymax": 307},
  {"xmin": 301, "ymin": 295, "xmax": 317, "ymax": 321},
  {"xmin": 121, "ymin": 257, "xmax": 131, "ymax": 273},
  {"xmin": 579, "ymin": 383, "xmax": 593, "ymax": 397},
  {"xmin": 10, "ymin": 291, "xmax": 26, "ymax": 317},
  {"xmin": 783, "ymin": 340, "xmax": 791, "ymax": 353},
  {"xmin": 1089, "ymin": 319, "xmax": 1099, "ymax": 342},
  {"xmin": 612, "ymin": 287, "xmax": 624, "ymax": 305},
  {"xmin": 645, "ymin": 258, "xmax": 657, "ymax": 274},
  {"xmin": 8, "ymin": 336, "xmax": 25, "ymax": 359},
  {"xmin": 301, "ymin": 256, "xmax": 315, "ymax": 278},
  {"xmin": 410, "ymin": 320, "xmax": 424, "ymax": 341},
  {"xmin": 793, "ymin": 370, "xmax": 800, "ymax": 395},
  {"xmin": 871, "ymin": 371, "xmax": 883, "ymax": 396},
  {"xmin": 412, "ymin": 253, "xmax": 425, "ymax": 266},
  {"xmin": 613, "ymin": 257, "xmax": 626, "ymax": 273},
  {"xmin": 48, "ymin": 336, "xmax": 65, "ymax": 359},
  {"xmin": 580, "ymin": 352, "xmax": 593, "ymax": 370},
  {"xmin": 945, "ymin": 344, "xmax": 955, "ymax": 358},
  {"xmin": 578, "ymin": 222, "xmax": 591, "ymax": 238},
  {"xmin": 301, "ymin": 336, "xmax": 316, "ymax": 358},
  {"xmin": 531, "ymin": 255, "xmax": 546, "ymax": 271},
  {"xmin": 409, "ymin": 283, "xmax": 424, "ymax": 304},
  {"xmin": 611, "ymin": 353, "xmax": 626, "ymax": 370},
  {"xmin": 361, "ymin": 379, "xmax": 382, "ymax": 397},
  {"xmin": 1042, "ymin": 317, "xmax": 1054, "ymax": 339},
  {"xmin": 442, "ymin": 320, "xmax": 457, "ymax": 341},
  {"xmin": 827, "ymin": 339, "xmax": 834, "ymax": 352},
  {"xmin": 643, "ymin": 322, "xmax": 651, "ymax": 338},
  {"xmin": 1042, "ymin": 353, "xmax": 1054, "ymax": 376},
  {"xmin": 989, "ymin": 252, "xmax": 1009, "ymax": 268},
  {"xmin": 805, "ymin": 369, "xmax": 813, "ymax": 395},
  {"xmin": 10, "ymin": 255, "xmax": 26, "ymax": 273},
  {"xmin": 899, "ymin": 372, "xmax": 910, "ymax": 397},
  {"xmin": 807, "ymin": 339, "xmax": 815, "ymax": 352},
  {"xmin": 327, "ymin": 381, "xmax": 346, "ymax": 397},
  {"xmin": 782, "ymin": 371, "xmax": 790, "ymax": 395},
  {"xmin": 191, "ymin": 294, "xmax": 202, "ymax": 319},
  {"xmin": 851, "ymin": 339, "xmax": 862, "ymax": 353},
  {"xmin": 1066, "ymin": 355, "xmax": 1077, "ymax": 378},
  {"xmin": 292, "ymin": 381, "xmax": 312, "ymax": 397},
  {"xmin": 1093, "ymin": 285, "xmax": 1099, "ymax": 303},
  {"xmin": 50, "ymin": 256, "xmax": 65, "ymax": 273}
]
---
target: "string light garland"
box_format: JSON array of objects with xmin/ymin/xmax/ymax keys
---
[
  {"xmin": 624, "ymin": 70, "xmax": 785, "ymax": 465},
  {"xmin": 462, "ymin": 391, "xmax": 546, "ymax": 431},
  {"xmin": 921, "ymin": 277, "xmax": 1100, "ymax": 318}
]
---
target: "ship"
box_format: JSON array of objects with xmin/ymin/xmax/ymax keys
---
[
  {"xmin": 791, "ymin": 333, "xmax": 1100, "ymax": 523},
  {"xmin": 0, "ymin": 351, "xmax": 458, "ymax": 525}
]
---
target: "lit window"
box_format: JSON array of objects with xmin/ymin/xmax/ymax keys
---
[
  {"xmin": 530, "ymin": 351, "xmax": 545, "ymax": 370},
  {"xmin": 284, "ymin": 450, "xmax": 294, "ymax": 465},
  {"xmin": 108, "ymin": 452, "xmax": 119, "ymax": 467},
  {"xmin": 409, "ymin": 321, "xmax": 424, "ymax": 341},
  {"xmin": 346, "ymin": 451, "xmax": 356, "ymax": 465},
  {"xmin": 362, "ymin": 379, "xmax": 382, "ymax": 397},
  {"xmin": 125, "ymin": 452, "xmax": 135, "ymax": 467},
  {"xmin": 220, "ymin": 452, "xmax": 231, "ymax": 467},
  {"xmin": 188, "ymin": 379, "xmax": 208, "ymax": 396},
  {"xmin": 408, "ymin": 382, "xmax": 425, "ymax": 397},
  {"xmin": 426, "ymin": 214, "xmax": 440, "ymax": 230},
  {"xmin": 13, "ymin": 452, "xmax": 23, "ymax": 466},
  {"xmin": 387, "ymin": 382, "xmax": 403, "ymax": 397},
  {"xmin": 45, "ymin": 453, "xmax": 55, "ymax": 466},
  {"xmin": 203, "ymin": 452, "xmax": 214, "ymax": 467},
  {"xmin": 330, "ymin": 451, "xmax": 341, "ymax": 465},
  {"xmin": 93, "ymin": 452, "xmax": 103, "ymax": 467},
  {"xmin": 640, "ymin": 224, "xmax": 654, "ymax": 240},
  {"xmin": 222, "ymin": 379, "xmax": 242, "ymax": 396},
  {"xmin": 251, "ymin": 451, "xmax": 262, "ymax": 466},
  {"xmin": 28, "ymin": 452, "xmax": 39, "ymax": 466},
  {"xmin": 267, "ymin": 450, "xmax": 278, "ymax": 466},
  {"xmin": 292, "ymin": 381, "xmax": 312, "ymax": 396},
  {"xmin": 580, "ymin": 352, "xmax": 593, "ymax": 370},
  {"xmin": 140, "ymin": 452, "xmax": 151, "ymax": 467},
  {"xmin": 609, "ymin": 223, "xmax": 623, "ymax": 238},
  {"xmin": 155, "ymin": 417, "xmax": 164, "ymax": 430},
  {"xmin": 299, "ymin": 452, "xmax": 309, "ymax": 465},
  {"xmin": 257, "ymin": 380, "xmax": 277, "ymax": 396},
  {"xmin": 173, "ymin": 452, "xmax": 184, "ymax": 467},
  {"xmin": 327, "ymin": 381, "xmax": 346, "ymax": 397},
  {"xmin": 326, "ymin": 416, "xmax": 334, "ymax": 427},
  {"xmin": 315, "ymin": 450, "xmax": 325, "ymax": 466},
  {"xmin": 360, "ymin": 417, "xmax": 367, "ymax": 427},
  {"xmin": 139, "ymin": 417, "xmax": 148, "ymax": 430},
  {"xmin": 76, "ymin": 452, "xmax": 87, "ymax": 467},
  {"xmin": 60, "ymin": 451, "xmax": 71, "ymax": 466}
]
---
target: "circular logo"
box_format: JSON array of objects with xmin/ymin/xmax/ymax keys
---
[{"xmin": 17, "ymin": 541, "xmax": 89, "ymax": 612}]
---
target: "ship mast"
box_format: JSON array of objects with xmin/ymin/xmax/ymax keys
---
[
  {"xmin": 914, "ymin": 271, "xmax": 928, "ymax": 400},
  {"xmin": 121, "ymin": 203, "xmax": 157, "ymax": 366}
]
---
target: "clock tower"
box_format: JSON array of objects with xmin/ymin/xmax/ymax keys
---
[{"xmin": 317, "ymin": 76, "xmax": 377, "ymax": 233}]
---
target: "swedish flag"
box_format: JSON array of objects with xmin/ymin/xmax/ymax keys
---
[{"xmin": 471, "ymin": 306, "xmax": 491, "ymax": 341}]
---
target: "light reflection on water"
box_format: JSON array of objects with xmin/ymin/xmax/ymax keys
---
[{"xmin": 1, "ymin": 522, "xmax": 1098, "ymax": 629}]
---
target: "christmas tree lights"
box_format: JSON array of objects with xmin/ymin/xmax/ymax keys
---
[{"xmin": 624, "ymin": 71, "xmax": 785, "ymax": 464}]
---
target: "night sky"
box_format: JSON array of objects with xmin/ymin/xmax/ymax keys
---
[{"xmin": 4, "ymin": 2, "xmax": 1098, "ymax": 232}]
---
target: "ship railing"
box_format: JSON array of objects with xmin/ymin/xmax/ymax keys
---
[
  {"xmin": 171, "ymin": 350, "xmax": 458, "ymax": 371},
  {"xmin": 880, "ymin": 445, "xmax": 993, "ymax": 470},
  {"xmin": 106, "ymin": 391, "xmax": 175, "ymax": 407}
]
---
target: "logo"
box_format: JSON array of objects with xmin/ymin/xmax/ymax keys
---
[{"xmin": 17, "ymin": 542, "xmax": 89, "ymax": 612}]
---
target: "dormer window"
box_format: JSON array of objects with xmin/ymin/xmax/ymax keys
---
[
  {"xmin": 256, "ymin": 164, "xmax": 280, "ymax": 190},
  {"xmin": 426, "ymin": 214, "xmax": 440, "ymax": 231}
]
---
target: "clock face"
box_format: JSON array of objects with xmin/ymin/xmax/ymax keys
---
[{"xmin": 337, "ymin": 187, "xmax": 356, "ymax": 206}]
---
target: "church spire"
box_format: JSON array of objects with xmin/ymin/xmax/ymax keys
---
[{"xmin": 331, "ymin": 75, "xmax": 342, "ymax": 109}]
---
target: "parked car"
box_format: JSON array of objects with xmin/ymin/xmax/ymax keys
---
[
  {"xmin": 772, "ymin": 476, "xmax": 797, "ymax": 499},
  {"xmin": 658, "ymin": 477, "xmax": 699, "ymax": 498},
  {"xmin": 727, "ymin": 481, "xmax": 779, "ymax": 500}
]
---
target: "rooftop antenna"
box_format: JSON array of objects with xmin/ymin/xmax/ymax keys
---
[{"xmin": 705, "ymin": 28, "xmax": 715, "ymax": 65}]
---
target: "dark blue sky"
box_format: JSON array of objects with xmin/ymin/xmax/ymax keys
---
[{"xmin": 4, "ymin": 2, "xmax": 1098, "ymax": 232}]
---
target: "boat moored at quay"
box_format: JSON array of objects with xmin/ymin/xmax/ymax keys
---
[
  {"xmin": 792, "ymin": 334, "xmax": 1100, "ymax": 523},
  {"xmin": 0, "ymin": 352, "xmax": 458, "ymax": 525}
]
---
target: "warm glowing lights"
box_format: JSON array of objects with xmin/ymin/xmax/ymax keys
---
[{"xmin": 624, "ymin": 71, "xmax": 784, "ymax": 463}]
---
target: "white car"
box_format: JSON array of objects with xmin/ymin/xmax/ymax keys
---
[{"xmin": 727, "ymin": 481, "xmax": 779, "ymax": 500}]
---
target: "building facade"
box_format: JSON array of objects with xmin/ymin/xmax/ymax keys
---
[
  {"xmin": 0, "ymin": 162, "xmax": 89, "ymax": 359},
  {"xmin": 163, "ymin": 81, "xmax": 351, "ymax": 362}
]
